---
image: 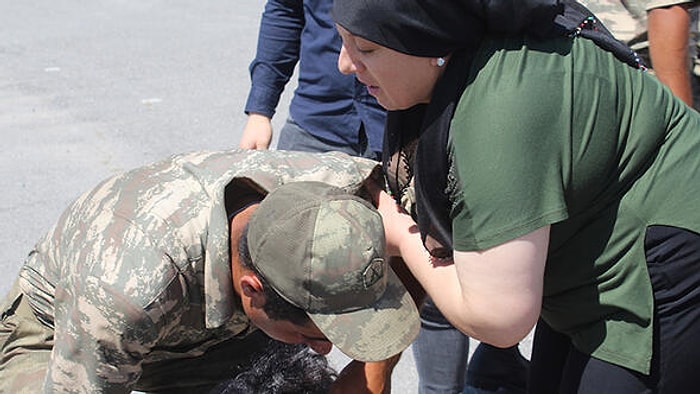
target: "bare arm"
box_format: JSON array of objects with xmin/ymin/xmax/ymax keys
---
[
  {"xmin": 375, "ymin": 188, "xmax": 546, "ymax": 347},
  {"xmin": 241, "ymin": 0, "xmax": 303, "ymax": 148},
  {"xmin": 648, "ymin": 4, "xmax": 694, "ymax": 106},
  {"xmin": 330, "ymin": 355, "xmax": 402, "ymax": 394}
]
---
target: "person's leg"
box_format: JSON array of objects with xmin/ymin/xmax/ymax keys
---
[
  {"xmin": 557, "ymin": 347, "xmax": 652, "ymax": 394},
  {"xmin": 413, "ymin": 299, "xmax": 530, "ymax": 394},
  {"xmin": 543, "ymin": 225, "xmax": 700, "ymax": 394},
  {"xmin": 412, "ymin": 297, "xmax": 470, "ymax": 394},
  {"xmin": 464, "ymin": 343, "xmax": 529, "ymax": 394},
  {"xmin": 528, "ymin": 319, "xmax": 649, "ymax": 394},
  {"xmin": 527, "ymin": 319, "xmax": 571, "ymax": 394},
  {"xmin": 0, "ymin": 278, "xmax": 54, "ymax": 394},
  {"xmin": 531, "ymin": 298, "xmax": 679, "ymax": 393},
  {"xmin": 531, "ymin": 309, "xmax": 666, "ymax": 394}
]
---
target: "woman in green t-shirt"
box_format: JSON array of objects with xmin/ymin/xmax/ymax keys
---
[{"xmin": 332, "ymin": 0, "xmax": 700, "ymax": 392}]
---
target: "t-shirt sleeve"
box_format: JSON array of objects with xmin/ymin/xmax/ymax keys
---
[{"xmin": 449, "ymin": 59, "xmax": 571, "ymax": 251}]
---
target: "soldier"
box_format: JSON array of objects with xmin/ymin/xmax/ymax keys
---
[
  {"xmin": 0, "ymin": 149, "xmax": 420, "ymax": 393},
  {"xmin": 578, "ymin": 0, "xmax": 698, "ymax": 108}
]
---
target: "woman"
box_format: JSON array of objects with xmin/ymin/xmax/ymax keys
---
[{"xmin": 333, "ymin": 0, "xmax": 700, "ymax": 392}]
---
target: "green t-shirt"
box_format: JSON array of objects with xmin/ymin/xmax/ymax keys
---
[{"xmin": 449, "ymin": 36, "xmax": 700, "ymax": 374}]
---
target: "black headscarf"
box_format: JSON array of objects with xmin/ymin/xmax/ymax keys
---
[
  {"xmin": 333, "ymin": 0, "xmax": 641, "ymax": 66},
  {"xmin": 333, "ymin": 0, "xmax": 644, "ymax": 256},
  {"xmin": 334, "ymin": 0, "xmax": 573, "ymax": 56}
]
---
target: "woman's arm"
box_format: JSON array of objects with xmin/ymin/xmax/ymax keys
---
[{"xmin": 376, "ymin": 188, "xmax": 547, "ymax": 347}]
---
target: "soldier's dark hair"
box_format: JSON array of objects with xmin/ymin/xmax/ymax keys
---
[
  {"xmin": 210, "ymin": 340, "xmax": 336, "ymax": 394},
  {"xmin": 238, "ymin": 223, "xmax": 310, "ymax": 326}
]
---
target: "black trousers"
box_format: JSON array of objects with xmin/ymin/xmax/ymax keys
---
[{"xmin": 529, "ymin": 225, "xmax": 700, "ymax": 393}]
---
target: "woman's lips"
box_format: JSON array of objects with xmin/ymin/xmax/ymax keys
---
[{"xmin": 358, "ymin": 78, "xmax": 379, "ymax": 96}]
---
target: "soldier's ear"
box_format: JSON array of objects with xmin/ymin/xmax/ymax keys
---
[{"xmin": 240, "ymin": 273, "xmax": 265, "ymax": 302}]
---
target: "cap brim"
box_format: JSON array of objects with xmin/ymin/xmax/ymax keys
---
[{"xmin": 307, "ymin": 268, "xmax": 420, "ymax": 362}]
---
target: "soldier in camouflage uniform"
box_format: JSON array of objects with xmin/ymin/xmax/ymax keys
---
[
  {"xmin": 0, "ymin": 149, "xmax": 420, "ymax": 393},
  {"xmin": 579, "ymin": 0, "xmax": 699, "ymax": 109}
]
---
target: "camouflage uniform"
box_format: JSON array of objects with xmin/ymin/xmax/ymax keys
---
[
  {"xmin": 579, "ymin": 0, "xmax": 697, "ymax": 68},
  {"xmin": 0, "ymin": 150, "xmax": 380, "ymax": 393}
]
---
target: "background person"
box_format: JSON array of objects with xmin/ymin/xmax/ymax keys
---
[
  {"xmin": 239, "ymin": 0, "xmax": 385, "ymax": 159},
  {"xmin": 578, "ymin": 0, "xmax": 699, "ymax": 109}
]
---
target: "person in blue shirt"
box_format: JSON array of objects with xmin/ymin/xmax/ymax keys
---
[
  {"xmin": 239, "ymin": 0, "xmax": 385, "ymax": 160},
  {"xmin": 239, "ymin": 4, "xmax": 396, "ymax": 392}
]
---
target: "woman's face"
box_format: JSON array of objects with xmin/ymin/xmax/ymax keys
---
[{"xmin": 336, "ymin": 25, "xmax": 445, "ymax": 111}]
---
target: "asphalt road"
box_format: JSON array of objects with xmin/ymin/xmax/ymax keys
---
[
  {"xmin": 1, "ymin": 1, "xmax": 271, "ymax": 292},
  {"xmin": 0, "ymin": 1, "xmax": 531, "ymax": 392}
]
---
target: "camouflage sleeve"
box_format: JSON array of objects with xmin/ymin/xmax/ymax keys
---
[{"xmin": 43, "ymin": 228, "xmax": 164, "ymax": 393}]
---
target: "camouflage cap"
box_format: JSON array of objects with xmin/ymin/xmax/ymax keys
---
[{"xmin": 247, "ymin": 181, "xmax": 419, "ymax": 362}]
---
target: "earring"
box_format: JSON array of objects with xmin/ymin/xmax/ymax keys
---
[{"xmin": 436, "ymin": 57, "xmax": 446, "ymax": 67}]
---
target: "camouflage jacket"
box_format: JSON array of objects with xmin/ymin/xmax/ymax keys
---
[{"xmin": 18, "ymin": 149, "xmax": 380, "ymax": 392}]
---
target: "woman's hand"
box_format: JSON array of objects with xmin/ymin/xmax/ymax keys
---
[
  {"xmin": 366, "ymin": 179, "xmax": 419, "ymax": 257},
  {"xmin": 366, "ymin": 175, "xmax": 548, "ymax": 345}
]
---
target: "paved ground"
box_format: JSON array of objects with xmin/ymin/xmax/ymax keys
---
[{"xmin": 0, "ymin": 1, "xmax": 531, "ymax": 392}]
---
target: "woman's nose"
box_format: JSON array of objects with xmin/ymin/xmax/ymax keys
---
[{"xmin": 337, "ymin": 45, "xmax": 357, "ymax": 75}]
